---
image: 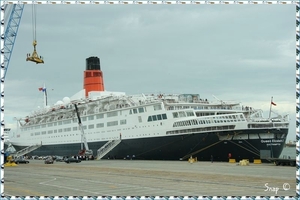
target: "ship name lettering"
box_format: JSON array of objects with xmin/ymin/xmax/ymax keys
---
[
  {"xmin": 272, "ymin": 139, "xmax": 283, "ymax": 143},
  {"xmin": 261, "ymin": 140, "xmax": 271, "ymax": 143}
]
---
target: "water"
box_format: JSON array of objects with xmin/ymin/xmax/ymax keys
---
[{"xmin": 280, "ymin": 147, "xmax": 296, "ymax": 159}]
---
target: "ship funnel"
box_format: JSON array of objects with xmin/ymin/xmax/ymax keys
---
[{"xmin": 84, "ymin": 56, "xmax": 105, "ymax": 97}]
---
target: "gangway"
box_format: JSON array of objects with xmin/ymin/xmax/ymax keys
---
[
  {"xmin": 96, "ymin": 139, "xmax": 121, "ymax": 160},
  {"xmin": 11, "ymin": 143, "xmax": 42, "ymax": 158}
]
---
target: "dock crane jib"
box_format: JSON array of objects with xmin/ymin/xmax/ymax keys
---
[
  {"xmin": 3, "ymin": 4, "xmax": 25, "ymax": 79},
  {"xmin": 74, "ymin": 104, "xmax": 93, "ymax": 156},
  {"xmin": 26, "ymin": 4, "xmax": 44, "ymax": 64}
]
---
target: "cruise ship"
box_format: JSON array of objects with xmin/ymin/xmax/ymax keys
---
[{"xmin": 8, "ymin": 56, "xmax": 290, "ymax": 162}]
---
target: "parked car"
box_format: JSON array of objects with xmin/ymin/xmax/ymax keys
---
[
  {"xmin": 44, "ymin": 158, "xmax": 54, "ymax": 164},
  {"xmin": 14, "ymin": 158, "xmax": 29, "ymax": 164},
  {"xmin": 64, "ymin": 157, "xmax": 81, "ymax": 163},
  {"xmin": 55, "ymin": 156, "xmax": 64, "ymax": 162}
]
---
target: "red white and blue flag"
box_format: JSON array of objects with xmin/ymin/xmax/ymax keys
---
[{"xmin": 38, "ymin": 87, "xmax": 46, "ymax": 92}]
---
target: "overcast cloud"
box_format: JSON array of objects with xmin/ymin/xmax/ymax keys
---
[{"xmin": 3, "ymin": 4, "xmax": 295, "ymax": 141}]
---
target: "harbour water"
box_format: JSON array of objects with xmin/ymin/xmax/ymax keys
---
[{"xmin": 280, "ymin": 147, "xmax": 296, "ymax": 158}]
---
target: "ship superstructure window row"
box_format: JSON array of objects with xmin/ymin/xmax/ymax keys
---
[
  {"xmin": 168, "ymin": 105, "xmax": 236, "ymax": 111},
  {"xmin": 148, "ymin": 114, "xmax": 167, "ymax": 122},
  {"xmin": 172, "ymin": 111, "xmax": 195, "ymax": 118},
  {"xmin": 173, "ymin": 114, "xmax": 245, "ymax": 127},
  {"xmin": 28, "ymin": 118, "xmax": 129, "ymax": 136},
  {"xmin": 167, "ymin": 125, "xmax": 236, "ymax": 135}
]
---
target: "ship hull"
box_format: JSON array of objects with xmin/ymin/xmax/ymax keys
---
[{"xmin": 12, "ymin": 128, "xmax": 288, "ymax": 162}]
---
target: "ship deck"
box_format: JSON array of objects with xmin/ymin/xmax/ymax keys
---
[{"xmin": 3, "ymin": 159, "xmax": 296, "ymax": 197}]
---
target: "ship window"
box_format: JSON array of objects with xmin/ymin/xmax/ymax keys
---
[
  {"xmin": 58, "ymin": 129, "xmax": 62, "ymax": 133},
  {"xmin": 162, "ymin": 114, "xmax": 167, "ymax": 119},
  {"xmin": 58, "ymin": 121, "xmax": 62, "ymax": 125},
  {"xmin": 88, "ymin": 124, "xmax": 94, "ymax": 129},
  {"xmin": 42, "ymin": 131, "xmax": 46, "ymax": 135},
  {"xmin": 157, "ymin": 114, "xmax": 162, "ymax": 120},
  {"xmin": 96, "ymin": 123, "xmax": 104, "ymax": 128},
  {"xmin": 88, "ymin": 116, "xmax": 94, "ymax": 120},
  {"xmin": 107, "ymin": 121, "xmax": 118, "ymax": 127},
  {"xmin": 138, "ymin": 116, "xmax": 142, "ymax": 123},
  {"xmin": 82, "ymin": 117, "xmax": 87, "ymax": 121},
  {"xmin": 173, "ymin": 112, "xmax": 179, "ymax": 118},
  {"xmin": 48, "ymin": 123, "xmax": 53, "ymax": 127},
  {"xmin": 138, "ymin": 107, "xmax": 144, "ymax": 113},
  {"xmin": 63, "ymin": 120, "xmax": 71, "ymax": 124},
  {"xmin": 54, "ymin": 130, "xmax": 57, "ymax": 133},
  {"xmin": 96, "ymin": 114, "xmax": 104, "ymax": 119},
  {"xmin": 179, "ymin": 111, "xmax": 186, "ymax": 117},
  {"xmin": 73, "ymin": 127, "xmax": 78, "ymax": 131},
  {"xmin": 129, "ymin": 110, "xmax": 132, "ymax": 115},
  {"xmin": 48, "ymin": 130, "xmax": 53, "ymax": 134},
  {"xmin": 107, "ymin": 111, "xmax": 118, "ymax": 117},
  {"xmin": 152, "ymin": 115, "xmax": 157, "ymax": 121},
  {"xmin": 83, "ymin": 125, "xmax": 87, "ymax": 130},
  {"xmin": 148, "ymin": 116, "xmax": 152, "ymax": 122},
  {"xmin": 133, "ymin": 109, "xmax": 138, "ymax": 114},
  {"xmin": 120, "ymin": 119, "xmax": 127, "ymax": 125},
  {"xmin": 186, "ymin": 111, "xmax": 194, "ymax": 117}
]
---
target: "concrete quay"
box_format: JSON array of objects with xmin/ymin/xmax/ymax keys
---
[{"xmin": 3, "ymin": 159, "xmax": 296, "ymax": 197}]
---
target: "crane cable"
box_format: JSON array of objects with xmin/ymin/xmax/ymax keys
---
[{"xmin": 31, "ymin": 4, "xmax": 37, "ymax": 42}]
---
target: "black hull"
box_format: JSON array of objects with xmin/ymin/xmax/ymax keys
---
[{"xmin": 13, "ymin": 128, "xmax": 288, "ymax": 162}]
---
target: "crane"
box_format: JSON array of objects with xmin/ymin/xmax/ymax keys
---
[
  {"xmin": 26, "ymin": 4, "xmax": 44, "ymax": 64},
  {"xmin": 2, "ymin": 4, "xmax": 24, "ymax": 80},
  {"xmin": 74, "ymin": 104, "xmax": 93, "ymax": 156}
]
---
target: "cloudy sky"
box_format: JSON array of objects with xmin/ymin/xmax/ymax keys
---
[{"xmin": 3, "ymin": 3, "xmax": 295, "ymax": 141}]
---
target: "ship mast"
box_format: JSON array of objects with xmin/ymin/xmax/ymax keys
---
[
  {"xmin": 268, "ymin": 96, "xmax": 276, "ymax": 119},
  {"xmin": 43, "ymin": 83, "xmax": 47, "ymax": 107},
  {"xmin": 39, "ymin": 84, "xmax": 47, "ymax": 107}
]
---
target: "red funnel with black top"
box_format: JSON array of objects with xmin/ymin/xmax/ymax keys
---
[{"xmin": 84, "ymin": 56, "xmax": 104, "ymax": 97}]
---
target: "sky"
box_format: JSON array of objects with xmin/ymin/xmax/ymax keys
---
[{"xmin": 2, "ymin": 3, "xmax": 296, "ymax": 141}]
